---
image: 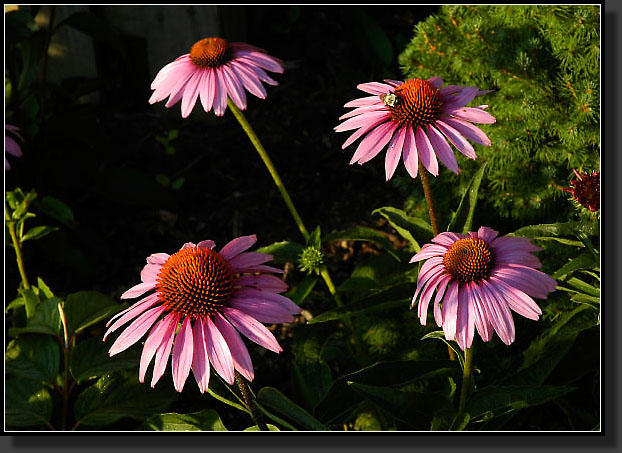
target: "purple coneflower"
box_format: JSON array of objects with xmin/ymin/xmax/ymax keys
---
[
  {"xmin": 410, "ymin": 227, "xmax": 556, "ymax": 350},
  {"xmin": 561, "ymin": 169, "xmax": 600, "ymax": 213},
  {"xmin": 104, "ymin": 235, "xmax": 301, "ymax": 393},
  {"xmin": 5, "ymin": 124, "xmax": 24, "ymax": 171},
  {"xmin": 335, "ymin": 77, "xmax": 496, "ymax": 181},
  {"xmin": 149, "ymin": 37, "xmax": 284, "ymax": 118}
]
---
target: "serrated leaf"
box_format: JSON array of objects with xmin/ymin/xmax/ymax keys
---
[
  {"xmin": 138, "ymin": 409, "xmax": 227, "ymax": 431},
  {"xmin": 257, "ymin": 387, "xmax": 328, "ymax": 430},
  {"xmin": 6, "ymin": 334, "xmax": 60, "ymax": 383},
  {"xmin": 63, "ymin": 291, "xmax": 124, "ymax": 335},
  {"xmin": 447, "ymin": 162, "xmax": 487, "ymax": 234},
  {"xmin": 467, "ymin": 385, "xmax": 576, "ymax": 421},
  {"xmin": 373, "ymin": 206, "xmax": 434, "ymax": 252},
  {"xmin": 256, "ymin": 241, "xmax": 305, "ymax": 264},
  {"xmin": 74, "ymin": 372, "xmax": 178, "ymax": 426},
  {"xmin": 5, "ymin": 378, "xmax": 53, "ymax": 427},
  {"xmin": 69, "ymin": 336, "xmax": 142, "ymax": 384}
]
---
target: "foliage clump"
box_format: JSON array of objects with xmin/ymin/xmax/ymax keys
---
[{"xmin": 399, "ymin": 5, "xmax": 600, "ymax": 223}]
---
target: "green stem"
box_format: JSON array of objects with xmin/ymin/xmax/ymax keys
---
[
  {"xmin": 57, "ymin": 303, "xmax": 72, "ymax": 430},
  {"xmin": 227, "ymin": 99, "xmax": 309, "ymax": 241},
  {"xmin": 5, "ymin": 203, "xmax": 30, "ymax": 289},
  {"xmin": 457, "ymin": 346, "xmax": 475, "ymax": 416},
  {"xmin": 235, "ymin": 371, "xmax": 267, "ymax": 431},
  {"xmin": 418, "ymin": 159, "xmax": 440, "ymax": 237}
]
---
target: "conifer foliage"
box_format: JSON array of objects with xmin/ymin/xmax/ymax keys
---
[{"xmin": 399, "ymin": 5, "xmax": 600, "ymax": 222}]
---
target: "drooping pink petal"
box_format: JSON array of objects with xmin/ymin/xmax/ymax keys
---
[
  {"xmin": 199, "ymin": 69, "xmax": 216, "ymax": 113},
  {"xmin": 469, "ymin": 283, "xmax": 493, "ymax": 342},
  {"xmin": 426, "ymin": 124, "xmax": 459, "ymax": 174},
  {"xmin": 214, "ymin": 313, "xmax": 254, "ymax": 382},
  {"xmin": 235, "ymin": 274, "xmax": 288, "ymax": 293},
  {"xmin": 180, "ymin": 71, "xmax": 203, "ymax": 118},
  {"xmin": 223, "ymin": 307, "xmax": 282, "ymax": 353},
  {"xmin": 213, "ymin": 69, "xmax": 229, "ymax": 116},
  {"xmin": 489, "ymin": 276, "xmax": 542, "ymax": 320},
  {"xmin": 479, "ymin": 280, "xmax": 515, "ymax": 345},
  {"xmin": 476, "ymin": 226, "xmax": 499, "ymax": 243},
  {"xmin": 171, "ymin": 317, "xmax": 194, "ymax": 392},
  {"xmin": 446, "ymin": 107, "xmax": 496, "ymax": 124},
  {"xmin": 384, "ymin": 124, "xmax": 406, "ymax": 181},
  {"xmin": 442, "ymin": 86, "xmax": 480, "ymax": 110},
  {"xmin": 204, "ymin": 317, "xmax": 235, "ymax": 385},
  {"xmin": 140, "ymin": 312, "xmax": 177, "ymax": 383},
  {"xmin": 410, "ymin": 244, "xmax": 448, "ymax": 262},
  {"xmin": 415, "ymin": 126, "xmax": 439, "ymax": 176},
  {"xmin": 108, "ymin": 305, "xmax": 167, "ymax": 356},
  {"xmin": 104, "ymin": 293, "xmax": 161, "ymax": 340},
  {"xmin": 490, "ymin": 264, "xmax": 557, "ymax": 299},
  {"xmin": 220, "ymin": 234, "xmax": 257, "ymax": 260},
  {"xmin": 191, "ymin": 318, "xmax": 211, "ymax": 393},
  {"xmin": 228, "ymin": 61, "xmax": 267, "ymax": 99},
  {"xmin": 441, "ymin": 281, "xmax": 459, "ymax": 341},
  {"xmin": 230, "ymin": 299, "xmax": 294, "ymax": 324},
  {"xmin": 352, "ymin": 121, "xmax": 398, "ymax": 165},
  {"xmin": 456, "ymin": 284, "xmax": 476, "ymax": 350},
  {"xmin": 334, "ymin": 110, "xmax": 390, "ymax": 133},
  {"xmin": 433, "ymin": 275, "xmax": 451, "ymax": 327},
  {"xmin": 432, "ymin": 232, "xmax": 464, "ymax": 247},
  {"xmin": 198, "ymin": 240, "xmax": 216, "ymax": 250},
  {"xmin": 427, "ymin": 76, "xmax": 443, "ymax": 89},
  {"xmin": 340, "ymin": 116, "xmax": 392, "ymax": 150},
  {"xmin": 339, "ymin": 104, "xmax": 387, "ymax": 121},
  {"xmin": 151, "ymin": 313, "xmax": 180, "ymax": 387},
  {"xmin": 435, "ymin": 120, "xmax": 477, "ymax": 159},
  {"xmin": 232, "ymin": 287, "xmax": 301, "ymax": 314},
  {"xmin": 402, "ymin": 125, "xmax": 418, "ymax": 178},
  {"xmin": 147, "ymin": 253, "xmax": 170, "ymax": 265},
  {"xmin": 229, "ymin": 252, "xmax": 273, "ymax": 273},
  {"xmin": 344, "ymin": 95, "xmax": 383, "ymax": 108},
  {"xmin": 140, "ymin": 263, "xmax": 161, "ymax": 284},
  {"xmin": 221, "ymin": 64, "xmax": 248, "ymax": 110},
  {"xmin": 441, "ymin": 117, "xmax": 492, "ymax": 147},
  {"xmin": 120, "ymin": 281, "xmax": 157, "ymax": 300}
]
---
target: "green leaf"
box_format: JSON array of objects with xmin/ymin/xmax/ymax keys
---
[
  {"xmin": 19, "ymin": 286, "xmax": 40, "ymax": 319},
  {"xmin": 287, "ymin": 275, "xmax": 318, "ymax": 305},
  {"xmin": 5, "ymin": 378, "xmax": 53, "ymax": 427},
  {"xmin": 256, "ymin": 241, "xmax": 305, "ymax": 264},
  {"xmin": 308, "ymin": 298, "xmax": 409, "ymax": 324},
  {"xmin": 6, "ymin": 334, "xmax": 60, "ymax": 383},
  {"xmin": 244, "ymin": 424, "xmax": 280, "ymax": 431},
  {"xmin": 292, "ymin": 361, "xmax": 333, "ymax": 411},
  {"xmin": 206, "ymin": 377, "xmax": 249, "ymax": 414},
  {"xmin": 348, "ymin": 381, "xmax": 451, "ymax": 428},
  {"xmin": 510, "ymin": 220, "xmax": 599, "ymax": 240},
  {"xmin": 8, "ymin": 297, "xmax": 61, "ymax": 337},
  {"xmin": 562, "ymin": 276, "xmax": 599, "ymax": 298},
  {"xmin": 37, "ymin": 276, "xmax": 55, "ymax": 299},
  {"xmin": 420, "ymin": 330, "xmax": 465, "ymax": 369},
  {"xmin": 467, "ymin": 385, "xmax": 576, "ymax": 422},
  {"xmin": 170, "ymin": 177, "xmax": 185, "ymax": 190},
  {"xmin": 354, "ymin": 9, "xmax": 394, "ymax": 67},
  {"xmin": 74, "ymin": 371, "xmax": 178, "ymax": 426},
  {"xmin": 138, "ymin": 409, "xmax": 227, "ymax": 431},
  {"xmin": 430, "ymin": 408, "xmax": 471, "ymax": 431},
  {"xmin": 324, "ymin": 226, "xmax": 400, "ymax": 261},
  {"xmin": 35, "ymin": 195, "xmax": 77, "ymax": 228},
  {"xmin": 553, "ymin": 251, "xmax": 599, "ymax": 279},
  {"xmin": 447, "ymin": 162, "xmax": 487, "ymax": 234},
  {"xmin": 21, "ymin": 225, "xmax": 59, "ymax": 242},
  {"xmin": 314, "ymin": 359, "xmax": 459, "ymax": 423},
  {"xmin": 256, "ymin": 387, "xmax": 328, "ymax": 430},
  {"xmin": 70, "ymin": 336, "xmax": 142, "ymax": 384},
  {"xmin": 63, "ymin": 291, "xmax": 125, "ymax": 335},
  {"xmin": 373, "ymin": 206, "xmax": 434, "ymax": 252},
  {"xmin": 307, "ymin": 225, "xmax": 322, "ymax": 249}
]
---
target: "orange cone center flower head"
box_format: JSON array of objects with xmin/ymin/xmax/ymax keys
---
[
  {"xmin": 156, "ymin": 247, "xmax": 234, "ymax": 318},
  {"xmin": 386, "ymin": 78, "xmax": 444, "ymax": 127},
  {"xmin": 443, "ymin": 237, "xmax": 496, "ymax": 285},
  {"xmin": 190, "ymin": 37, "xmax": 232, "ymax": 68}
]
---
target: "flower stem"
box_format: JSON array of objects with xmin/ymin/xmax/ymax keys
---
[
  {"xmin": 5, "ymin": 202, "xmax": 30, "ymax": 289},
  {"xmin": 234, "ymin": 371, "xmax": 267, "ymax": 431},
  {"xmin": 418, "ymin": 159, "xmax": 440, "ymax": 237},
  {"xmin": 417, "ymin": 161, "xmax": 455, "ymax": 360},
  {"xmin": 227, "ymin": 99, "xmax": 309, "ymax": 241},
  {"xmin": 457, "ymin": 346, "xmax": 475, "ymax": 416}
]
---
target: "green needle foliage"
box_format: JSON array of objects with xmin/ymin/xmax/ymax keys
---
[{"xmin": 399, "ymin": 5, "xmax": 600, "ymax": 223}]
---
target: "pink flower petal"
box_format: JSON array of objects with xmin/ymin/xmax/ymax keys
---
[
  {"xmin": 432, "ymin": 275, "xmax": 451, "ymax": 327},
  {"xmin": 384, "ymin": 125, "xmax": 406, "ymax": 181},
  {"xmin": 435, "ymin": 120, "xmax": 477, "ymax": 159},
  {"xmin": 479, "ymin": 280, "xmax": 515, "ymax": 345},
  {"xmin": 357, "ymin": 82, "xmax": 394, "ymax": 95},
  {"xmin": 235, "ymin": 274, "xmax": 288, "ymax": 293},
  {"xmin": 180, "ymin": 71, "xmax": 202, "ymax": 118},
  {"xmin": 339, "ymin": 104, "xmax": 387, "ymax": 121},
  {"xmin": 213, "ymin": 69, "xmax": 229, "ymax": 116},
  {"xmin": 441, "ymin": 117, "xmax": 492, "ymax": 147},
  {"xmin": 147, "ymin": 253, "xmax": 170, "ymax": 265},
  {"xmin": 171, "ymin": 317, "xmax": 194, "ymax": 392},
  {"xmin": 140, "ymin": 312, "xmax": 177, "ymax": 383},
  {"xmin": 334, "ymin": 110, "xmax": 390, "ymax": 133},
  {"xmin": 229, "ymin": 252, "xmax": 273, "ymax": 273},
  {"xmin": 426, "ymin": 124, "xmax": 459, "ymax": 174},
  {"xmin": 205, "ymin": 317, "xmax": 235, "ymax": 385},
  {"xmin": 108, "ymin": 305, "xmax": 167, "ymax": 356},
  {"xmin": 199, "ymin": 69, "xmax": 215, "ymax": 113},
  {"xmin": 230, "ymin": 299, "xmax": 294, "ymax": 324},
  {"xmin": 489, "ymin": 276, "xmax": 542, "ymax": 320},
  {"xmin": 352, "ymin": 121, "xmax": 398, "ymax": 165},
  {"xmin": 441, "ymin": 281, "xmax": 459, "ymax": 341},
  {"xmin": 198, "ymin": 240, "xmax": 216, "ymax": 250},
  {"xmin": 151, "ymin": 313, "xmax": 180, "ymax": 387},
  {"xmin": 402, "ymin": 125, "xmax": 418, "ymax": 178},
  {"xmin": 223, "ymin": 307, "xmax": 282, "ymax": 353},
  {"xmin": 410, "ymin": 244, "xmax": 448, "ymax": 262},
  {"xmin": 344, "ymin": 95, "xmax": 383, "ymax": 108},
  {"xmin": 340, "ymin": 116, "xmax": 391, "ymax": 150},
  {"xmin": 214, "ymin": 313, "xmax": 254, "ymax": 381},
  {"xmin": 121, "ymin": 281, "xmax": 157, "ymax": 300},
  {"xmin": 104, "ymin": 293, "xmax": 161, "ymax": 340},
  {"xmin": 432, "ymin": 232, "xmax": 464, "ymax": 247},
  {"xmin": 427, "ymin": 76, "xmax": 443, "ymax": 89},
  {"xmin": 221, "ymin": 64, "xmax": 248, "ymax": 110},
  {"xmin": 192, "ymin": 318, "xmax": 211, "ymax": 393},
  {"xmin": 456, "ymin": 284, "xmax": 476, "ymax": 350},
  {"xmin": 446, "ymin": 107, "xmax": 496, "ymax": 124},
  {"xmin": 228, "ymin": 61, "xmax": 267, "ymax": 99},
  {"xmin": 442, "ymin": 86, "xmax": 479, "ymax": 110},
  {"xmin": 220, "ymin": 234, "xmax": 258, "ymax": 260},
  {"xmin": 233, "ymin": 287, "xmax": 301, "ymax": 314},
  {"xmin": 415, "ymin": 126, "xmax": 439, "ymax": 176}
]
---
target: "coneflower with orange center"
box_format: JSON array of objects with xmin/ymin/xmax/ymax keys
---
[
  {"xmin": 104, "ymin": 235, "xmax": 301, "ymax": 393},
  {"xmin": 335, "ymin": 77, "xmax": 496, "ymax": 180},
  {"xmin": 149, "ymin": 37, "xmax": 284, "ymax": 118}
]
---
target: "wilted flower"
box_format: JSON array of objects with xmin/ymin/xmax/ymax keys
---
[
  {"xmin": 410, "ymin": 227, "xmax": 556, "ymax": 350},
  {"xmin": 104, "ymin": 235, "xmax": 301, "ymax": 393},
  {"xmin": 149, "ymin": 37, "xmax": 284, "ymax": 118},
  {"xmin": 5, "ymin": 124, "xmax": 24, "ymax": 171},
  {"xmin": 561, "ymin": 169, "xmax": 600, "ymax": 213},
  {"xmin": 335, "ymin": 77, "xmax": 495, "ymax": 180}
]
